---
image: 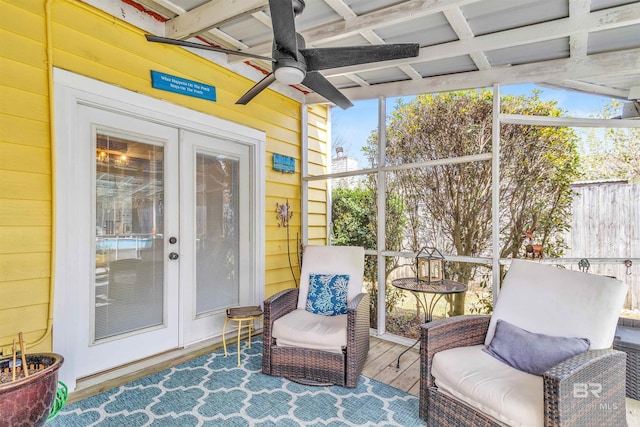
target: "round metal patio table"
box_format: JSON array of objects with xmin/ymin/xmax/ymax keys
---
[{"xmin": 391, "ymin": 278, "xmax": 468, "ymax": 367}]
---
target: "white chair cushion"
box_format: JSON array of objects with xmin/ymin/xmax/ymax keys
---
[
  {"xmin": 486, "ymin": 260, "xmax": 628, "ymax": 349},
  {"xmin": 432, "ymin": 345, "xmax": 543, "ymax": 427},
  {"xmin": 297, "ymin": 246, "xmax": 365, "ymax": 310},
  {"xmin": 272, "ymin": 309, "xmax": 347, "ymax": 353}
]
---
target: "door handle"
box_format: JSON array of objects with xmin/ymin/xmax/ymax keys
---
[{"xmin": 169, "ymin": 252, "xmax": 179, "ymax": 260}]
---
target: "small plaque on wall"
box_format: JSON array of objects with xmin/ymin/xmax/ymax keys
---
[
  {"xmin": 273, "ymin": 154, "xmax": 295, "ymax": 173},
  {"xmin": 150, "ymin": 70, "xmax": 216, "ymax": 102}
]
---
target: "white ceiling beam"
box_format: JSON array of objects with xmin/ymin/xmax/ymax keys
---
[
  {"xmin": 501, "ymin": 114, "xmax": 640, "ymax": 128},
  {"xmin": 443, "ymin": 7, "xmax": 491, "ymax": 70},
  {"xmin": 306, "ymin": 48, "xmax": 640, "ymax": 104},
  {"xmin": 540, "ymin": 80, "xmax": 629, "ymax": 99},
  {"xmin": 322, "ymin": 0, "xmax": 369, "ymax": 87},
  {"xmin": 204, "ymin": 27, "xmax": 273, "ymax": 70},
  {"xmin": 398, "ymin": 65, "xmax": 424, "ymax": 81},
  {"xmin": 322, "ymin": 0, "xmax": 357, "ymax": 20},
  {"xmin": 231, "ymin": 0, "xmax": 485, "ymax": 60},
  {"xmin": 345, "ymin": 74, "xmax": 370, "ymax": 87},
  {"xmin": 166, "ymin": 0, "xmax": 268, "ymax": 40},
  {"xmin": 135, "ymin": 0, "xmax": 181, "ymax": 16},
  {"xmin": 208, "ymin": 27, "xmax": 249, "ymax": 50},
  {"xmin": 569, "ymin": 0, "xmax": 590, "ymax": 58},
  {"xmin": 142, "ymin": 0, "xmax": 270, "ymax": 68},
  {"xmin": 305, "ymin": 0, "xmax": 484, "ymax": 45},
  {"xmin": 251, "ymin": 10, "xmax": 272, "ymax": 28},
  {"xmin": 322, "ymin": 0, "xmax": 423, "ymax": 83},
  {"xmin": 629, "ymin": 86, "xmax": 640, "ymax": 99},
  {"xmin": 321, "ymin": 2, "xmax": 640, "ymax": 78}
]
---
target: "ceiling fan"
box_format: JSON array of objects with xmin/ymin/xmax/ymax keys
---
[{"xmin": 146, "ymin": 0, "xmax": 420, "ymax": 109}]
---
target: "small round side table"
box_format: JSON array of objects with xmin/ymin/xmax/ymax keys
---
[{"xmin": 222, "ymin": 305, "xmax": 263, "ymax": 366}]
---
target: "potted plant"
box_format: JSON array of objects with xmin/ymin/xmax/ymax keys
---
[{"xmin": 0, "ymin": 336, "xmax": 64, "ymax": 427}]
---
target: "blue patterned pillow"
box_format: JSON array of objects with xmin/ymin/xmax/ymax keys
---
[{"xmin": 306, "ymin": 273, "xmax": 350, "ymax": 316}]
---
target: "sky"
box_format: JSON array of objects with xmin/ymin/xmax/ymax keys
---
[{"xmin": 331, "ymin": 83, "xmax": 618, "ymax": 167}]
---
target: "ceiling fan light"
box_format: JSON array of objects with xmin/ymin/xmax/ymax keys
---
[{"xmin": 275, "ymin": 66, "xmax": 305, "ymax": 85}]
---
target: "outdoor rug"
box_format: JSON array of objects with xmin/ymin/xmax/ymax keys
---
[{"xmin": 47, "ymin": 338, "xmax": 425, "ymax": 426}]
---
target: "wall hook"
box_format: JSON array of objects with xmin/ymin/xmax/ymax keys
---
[
  {"xmin": 578, "ymin": 258, "xmax": 590, "ymax": 272},
  {"xmin": 624, "ymin": 259, "xmax": 632, "ymax": 276}
]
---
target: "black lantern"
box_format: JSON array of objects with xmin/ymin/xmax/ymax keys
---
[{"xmin": 416, "ymin": 247, "xmax": 445, "ymax": 284}]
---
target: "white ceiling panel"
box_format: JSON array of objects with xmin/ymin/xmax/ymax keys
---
[
  {"xmin": 329, "ymin": 75, "xmax": 363, "ymax": 89},
  {"xmin": 217, "ymin": 15, "xmax": 271, "ymax": 47},
  {"xmin": 355, "ymin": 67, "xmax": 412, "ymax": 85},
  {"xmin": 588, "ymin": 24, "xmax": 640, "ymax": 54},
  {"xmin": 313, "ymin": 33, "xmax": 371, "ymax": 48},
  {"xmin": 286, "ymin": 0, "xmax": 342, "ymax": 30},
  {"xmin": 374, "ymin": 12, "xmax": 459, "ymax": 46},
  {"xmin": 111, "ymin": 0, "xmax": 640, "ymax": 105},
  {"xmin": 591, "ymin": 0, "xmax": 640, "ymax": 11},
  {"xmin": 411, "ymin": 55, "xmax": 478, "ymax": 78},
  {"xmin": 462, "ymin": 0, "xmax": 568, "ymax": 35},
  {"xmin": 486, "ymin": 37, "xmax": 570, "ymax": 66},
  {"xmin": 343, "ymin": 0, "xmax": 405, "ymax": 16}
]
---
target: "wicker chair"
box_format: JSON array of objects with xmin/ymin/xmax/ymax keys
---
[
  {"xmin": 420, "ymin": 260, "xmax": 629, "ymax": 426},
  {"xmin": 262, "ymin": 245, "xmax": 369, "ymax": 387},
  {"xmin": 615, "ymin": 317, "xmax": 640, "ymax": 400}
]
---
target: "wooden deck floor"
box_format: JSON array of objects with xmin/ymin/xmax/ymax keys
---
[{"xmin": 363, "ymin": 336, "xmax": 420, "ymax": 396}]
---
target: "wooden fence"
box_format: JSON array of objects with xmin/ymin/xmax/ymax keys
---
[{"xmin": 564, "ymin": 181, "xmax": 640, "ymax": 311}]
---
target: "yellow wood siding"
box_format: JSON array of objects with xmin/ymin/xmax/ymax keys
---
[
  {"xmin": 0, "ymin": 0, "xmax": 330, "ymax": 352},
  {"xmin": 306, "ymin": 105, "xmax": 329, "ymax": 246}
]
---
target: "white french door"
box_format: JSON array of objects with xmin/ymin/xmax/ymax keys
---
[
  {"xmin": 75, "ymin": 106, "xmax": 180, "ymax": 378},
  {"xmin": 179, "ymin": 131, "xmax": 251, "ymax": 345},
  {"xmin": 54, "ymin": 70, "xmax": 265, "ymax": 388},
  {"xmin": 71, "ymin": 109, "xmax": 252, "ymax": 378}
]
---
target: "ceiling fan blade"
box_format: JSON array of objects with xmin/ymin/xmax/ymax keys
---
[
  {"xmin": 268, "ymin": 0, "xmax": 298, "ymax": 57},
  {"xmin": 301, "ymin": 43, "xmax": 420, "ymax": 71},
  {"xmin": 145, "ymin": 35, "xmax": 274, "ymax": 62},
  {"xmin": 302, "ymin": 71, "xmax": 353, "ymax": 110},
  {"xmin": 236, "ymin": 72, "xmax": 277, "ymax": 105}
]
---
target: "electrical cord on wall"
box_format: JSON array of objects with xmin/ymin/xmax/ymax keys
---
[{"xmin": 286, "ymin": 219, "xmax": 297, "ymax": 288}]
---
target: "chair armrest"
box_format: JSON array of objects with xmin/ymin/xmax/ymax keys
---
[
  {"xmin": 346, "ymin": 292, "xmax": 370, "ymax": 387},
  {"xmin": 347, "ymin": 292, "xmax": 368, "ymax": 312},
  {"xmin": 347, "ymin": 292, "xmax": 370, "ymax": 341},
  {"xmin": 420, "ymin": 315, "xmax": 490, "ymax": 389},
  {"xmin": 262, "ymin": 288, "xmax": 299, "ymax": 374},
  {"xmin": 263, "ymin": 288, "xmax": 299, "ymax": 328},
  {"xmin": 543, "ymin": 349, "xmax": 627, "ymax": 426}
]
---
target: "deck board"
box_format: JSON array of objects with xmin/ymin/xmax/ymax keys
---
[{"xmin": 365, "ymin": 336, "xmax": 419, "ymax": 395}]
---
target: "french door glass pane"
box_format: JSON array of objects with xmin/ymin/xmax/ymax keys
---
[
  {"xmin": 95, "ymin": 132, "xmax": 164, "ymax": 340},
  {"xmin": 195, "ymin": 151, "xmax": 240, "ymax": 315}
]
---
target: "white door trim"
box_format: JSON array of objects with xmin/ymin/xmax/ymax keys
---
[{"xmin": 53, "ymin": 68, "xmax": 266, "ymax": 390}]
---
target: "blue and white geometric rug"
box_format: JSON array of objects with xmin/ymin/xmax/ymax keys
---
[{"xmin": 47, "ymin": 338, "xmax": 425, "ymax": 426}]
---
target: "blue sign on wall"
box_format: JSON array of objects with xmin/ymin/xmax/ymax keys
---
[
  {"xmin": 273, "ymin": 154, "xmax": 295, "ymax": 173},
  {"xmin": 150, "ymin": 70, "xmax": 216, "ymax": 102}
]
